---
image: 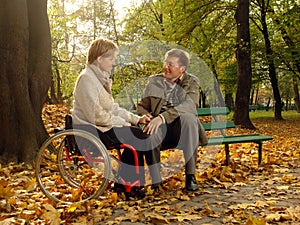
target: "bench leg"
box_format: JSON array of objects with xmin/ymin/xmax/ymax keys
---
[
  {"xmin": 258, "ymin": 142, "xmax": 263, "ymax": 165},
  {"xmin": 225, "ymin": 144, "xmax": 230, "ymax": 166}
]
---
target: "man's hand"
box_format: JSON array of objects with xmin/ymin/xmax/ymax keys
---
[
  {"xmin": 143, "ymin": 116, "xmax": 162, "ymax": 135},
  {"xmin": 138, "ymin": 114, "xmax": 152, "ymax": 125}
]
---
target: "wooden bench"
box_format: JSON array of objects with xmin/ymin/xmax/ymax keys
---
[{"xmin": 197, "ymin": 107, "xmax": 273, "ymax": 166}]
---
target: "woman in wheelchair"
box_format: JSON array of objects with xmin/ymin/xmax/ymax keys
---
[{"xmin": 71, "ymin": 39, "xmax": 161, "ymax": 198}]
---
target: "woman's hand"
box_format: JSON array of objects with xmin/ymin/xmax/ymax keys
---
[{"xmin": 138, "ymin": 114, "xmax": 152, "ymax": 125}]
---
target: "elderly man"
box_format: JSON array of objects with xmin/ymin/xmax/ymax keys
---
[{"xmin": 137, "ymin": 48, "xmax": 207, "ymax": 191}]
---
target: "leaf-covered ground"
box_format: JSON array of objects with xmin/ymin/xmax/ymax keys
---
[{"xmin": 0, "ymin": 104, "xmax": 299, "ymax": 225}]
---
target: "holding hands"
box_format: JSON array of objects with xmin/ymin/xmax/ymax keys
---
[
  {"xmin": 137, "ymin": 114, "xmax": 163, "ymax": 135},
  {"xmin": 138, "ymin": 114, "xmax": 153, "ymax": 125},
  {"xmin": 143, "ymin": 116, "xmax": 163, "ymax": 135}
]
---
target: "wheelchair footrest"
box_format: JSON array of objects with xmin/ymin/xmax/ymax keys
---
[{"xmin": 113, "ymin": 179, "xmax": 145, "ymax": 200}]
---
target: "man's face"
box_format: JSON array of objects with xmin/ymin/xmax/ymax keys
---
[{"xmin": 163, "ymin": 56, "xmax": 185, "ymax": 82}]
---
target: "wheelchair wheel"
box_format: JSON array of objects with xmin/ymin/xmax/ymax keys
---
[{"xmin": 35, "ymin": 129, "xmax": 111, "ymax": 204}]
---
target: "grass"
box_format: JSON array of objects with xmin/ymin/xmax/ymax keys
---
[
  {"xmin": 226, "ymin": 110, "xmax": 300, "ymax": 120},
  {"xmin": 249, "ymin": 110, "xmax": 300, "ymax": 119}
]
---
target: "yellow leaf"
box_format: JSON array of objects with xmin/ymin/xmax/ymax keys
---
[
  {"xmin": 146, "ymin": 186, "xmax": 154, "ymax": 195},
  {"xmin": 111, "ymin": 192, "xmax": 118, "ymax": 203},
  {"xmin": 8, "ymin": 197, "xmax": 16, "ymax": 205},
  {"xmin": 0, "ymin": 182, "xmax": 15, "ymax": 200},
  {"xmin": 276, "ymin": 185, "xmax": 290, "ymax": 190},
  {"xmin": 25, "ymin": 178, "xmax": 36, "ymax": 191},
  {"xmin": 265, "ymin": 213, "xmax": 282, "ymax": 222},
  {"xmin": 144, "ymin": 212, "xmax": 169, "ymax": 224},
  {"xmin": 245, "ymin": 214, "xmax": 266, "ymax": 225},
  {"xmin": 201, "ymin": 200, "xmax": 214, "ymax": 216},
  {"xmin": 67, "ymin": 202, "xmax": 81, "ymax": 212},
  {"xmin": 180, "ymin": 194, "xmax": 190, "ymax": 201},
  {"xmin": 255, "ymin": 200, "xmax": 268, "ymax": 208},
  {"xmin": 177, "ymin": 214, "xmax": 202, "ymax": 222}
]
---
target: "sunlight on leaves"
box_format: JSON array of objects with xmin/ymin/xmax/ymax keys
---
[{"xmin": 1, "ymin": 104, "xmax": 299, "ymax": 224}]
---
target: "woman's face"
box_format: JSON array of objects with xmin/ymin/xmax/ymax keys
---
[{"xmin": 97, "ymin": 53, "xmax": 117, "ymax": 72}]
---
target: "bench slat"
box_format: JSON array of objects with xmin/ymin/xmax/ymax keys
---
[
  {"xmin": 201, "ymin": 134, "xmax": 273, "ymax": 146},
  {"xmin": 202, "ymin": 121, "xmax": 236, "ymax": 130},
  {"xmin": 197, "ymin": 107, "xmax": 273, "ymax": 166},
  {"xmin": 197, "ymin": 107, "xmax": 230, "ymax": 116}
]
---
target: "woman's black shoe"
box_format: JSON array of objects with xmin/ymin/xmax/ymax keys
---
[
  {"xmin": 125, "ymin": 187, "xmax": 146, "ymax": 200},
  {"xmin": 113, "ymin": 182, "xmax": 125, "ymax": 193}
]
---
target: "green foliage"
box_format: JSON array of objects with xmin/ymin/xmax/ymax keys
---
[
  {"xmin": 222, "ymin": 63, "xmax": 237, "ymax": 94},
  {"xmin": 47, "ymin": 0, "xmax": 120, "ymax": 104},
  {"xmin": 112, "ymin": 60, "xmax": 162, "ymax": 110},
  {"xmin": 48, "ymin": 0, "xmax": 85, "ymax": 103},
  {"xmin": 47, "ymin": 0, "xmax": 299, "ymax": 107},
  {"xmin": 250, "ymin": 0, "xmax": 300, "ymax": 102},
  {"xmin": 122, "ymin": 0, "xmax": 299, "ymax": 106},
  {"xmin": 122, "ymin": 0, "xmax": 238, "ymax": 102}
]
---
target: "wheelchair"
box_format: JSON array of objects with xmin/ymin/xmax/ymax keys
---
[{"xmin": 35, "ymin": 115, "xmax": 143, "ymax": 204}]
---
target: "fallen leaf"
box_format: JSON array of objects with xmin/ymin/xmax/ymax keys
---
[{"xmin": 42, "ymin": 203, "xmax": 61, "ymax": 225}]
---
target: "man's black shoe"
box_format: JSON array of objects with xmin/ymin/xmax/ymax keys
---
[{"xmin": 185, "ymin": 174, "xmax": 199, "ymax": 191}]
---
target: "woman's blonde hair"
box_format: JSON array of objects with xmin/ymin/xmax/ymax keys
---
[{"xmin": 87, "ymin": 39, "xmax": 118, "ymax": 65}]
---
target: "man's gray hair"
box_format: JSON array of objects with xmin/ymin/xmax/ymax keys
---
[{"xmin": 165, "ymin": 48, "xmax": 190, "ymax": 68}]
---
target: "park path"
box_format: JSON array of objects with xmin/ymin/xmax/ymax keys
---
[{"xmin": 96, "ymin": 165, "xmax": 300, "ymax": 225}]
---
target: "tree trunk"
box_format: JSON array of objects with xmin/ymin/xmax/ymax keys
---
[
  {"xmin": 199, "ymin": 90, "xmax": 206, "ymax": 108},
  {"xmin": 49, "ymin": 76, "xmax": 59, "ymax": 104},
  {"xmin": 250, "ymin": 88, "xmax": 254, "ymax": 104},
  {"xmin": 258, "ymin": 0, "xmax": 283, "ymax": 120},
  {"xmin": 255, "ymin": 89, "xmax": 259, "ymax": 105},
  {"xmin": 266, "ymin": 97, "xmax": 271, "ymax": 111},
  {"xmin": 54, "ymin": 61, "xmax": 63, "ymax": 103},
  {"xmin": 225, "ymin": 93, "xmax": 234, "ymax": 111},
  {"xmin": 274, "ymin": 17, "xmax": 300, "ymax": 113},
  {"xmin": 0, "ymin": 0, "xmax": 51, "ymax": 164},
  {"xmin": 293, "ymin": 76, "xmax": 300, "ymax": 112},
  {"xmin": 275, "ymin": 14, "xmax": 300, "ymax": 82},
  {"xmin": 233, "ymin": 0, "xmax": 256, "ymax": 129}
]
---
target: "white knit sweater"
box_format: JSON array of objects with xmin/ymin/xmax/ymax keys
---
[{"xmin": 71, "ymin": 64, "xmax": 140, "ymax": 132}]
